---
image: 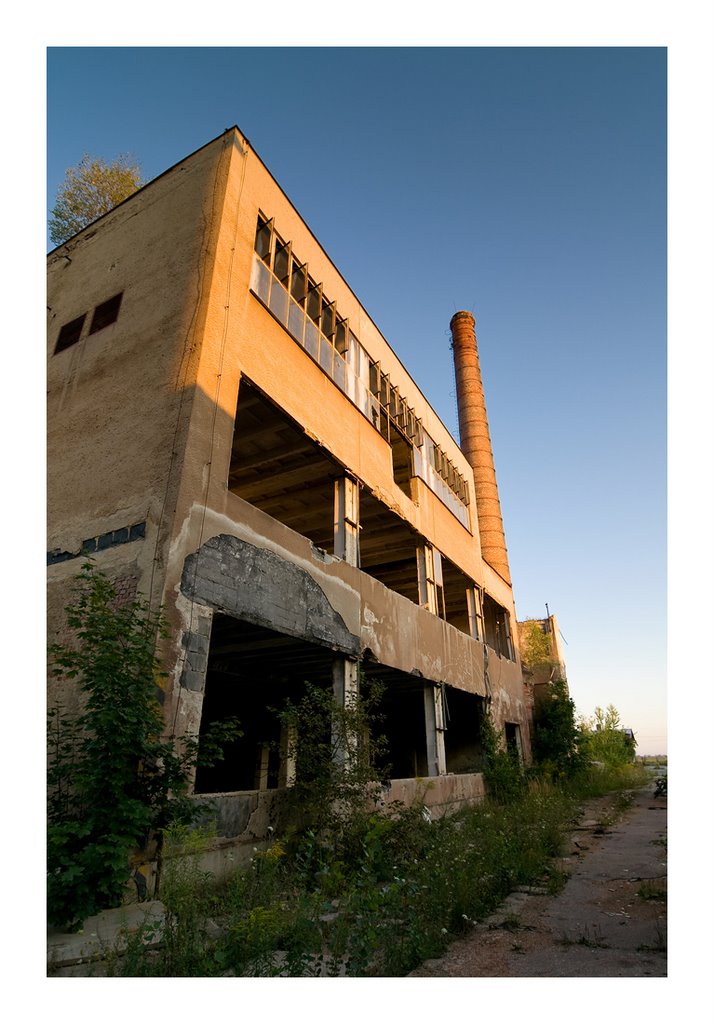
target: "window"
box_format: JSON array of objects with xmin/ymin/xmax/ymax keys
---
[
  {"xmin": 89, "ymin": 293, "xmax": 123, "ymax": 334},
  {"xmin": 255, "ymin": 214, "xmax": 273, "ymax": 264},
  {"xmin": 483, "ymin": 593, "xmax": 515, "ymax": 660},
  {"xmin": 248, "ymin": 214, "xmax": 470, "ymax": 525},
  {"xmin": 54, "ymin": 313, "xmax": 86, "ymax": 354}
]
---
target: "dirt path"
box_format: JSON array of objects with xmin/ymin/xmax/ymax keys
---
[{"xmin": 409, "ymin": 785, "xmax": 667, "ymax": 978}]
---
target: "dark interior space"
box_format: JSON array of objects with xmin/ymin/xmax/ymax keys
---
[
  {"xmin": 443, "ymin": 686, "xmax": 486, "ymax": 774},
  {"xmin": 194, "ymin": 614, "xmax": 335, "ymax": 794},
  {"xmin": 361, "ymin": 663, "xmax": 429, "ymax": 780}
]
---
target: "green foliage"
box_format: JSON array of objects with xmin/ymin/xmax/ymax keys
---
[
  {"xmin": 49, "ymin": 154, "xmax": 143, "ymax": 245},
  {"xmin": 276, "ymin": 678, "xmax": 388, "ymax": 851},
  {"xmin": 47, "ymin": 562, "xmax": 239, "ymax": 930},
  {"xmin": 579, "ymin": 704, "xmax": 636, "ymax": 767},
  {"xmin": 111, "ymin": 779, "xmax": 580, "ymax": 977},
  {"xmin": 479, "ymin": 714, "xmax": 526, "ymax": 803},
  {"xmin": 519, "ymin": 619, "xmax": 554, "ymax": 669},
  {"xmin": 531, "ymin": 678, "xmax": 590, "ymax": 779}
]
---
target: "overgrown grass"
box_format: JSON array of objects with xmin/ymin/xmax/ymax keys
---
[{"xmin": 108, "ymin": 762, "xmax": 650, "ymax": 977}]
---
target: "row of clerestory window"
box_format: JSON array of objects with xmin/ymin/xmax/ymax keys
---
[
  {"xmin": 251, "ymin": 214, "xmax": 471, "ymax": 521},
  {"xmin": 53, "ymin": 292, "xmax": 124, "ymax": 355}
]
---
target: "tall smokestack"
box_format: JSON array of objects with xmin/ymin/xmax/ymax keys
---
[{"xmin": 450, "ymin": 311, "xmax": 511, "ymax": 585}]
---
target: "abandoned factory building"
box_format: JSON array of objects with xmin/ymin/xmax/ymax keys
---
[{"xmin": 48, "ymin": 127, "xmax": 532, "ymax": 847}]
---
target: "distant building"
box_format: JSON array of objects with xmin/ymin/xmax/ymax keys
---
[
  {"xmin": 48, "ymin": 127, "xmax": 532, "ymax": 863},
  {"xmin": 517, "ymin": 613, "xmax": 568, "ymax": 719}
]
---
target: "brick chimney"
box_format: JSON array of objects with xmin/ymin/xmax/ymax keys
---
[{"xmin": 450, "ymin": 311, "xmax": 511, "ymax": 585}]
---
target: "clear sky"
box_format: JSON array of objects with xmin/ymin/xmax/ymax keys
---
[{"xmin": 47, "ymin": 45, "xmax": 667, "ymax": 752}]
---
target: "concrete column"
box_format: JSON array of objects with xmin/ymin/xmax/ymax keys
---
[
  {"xmin": 424, "ymin": 683, "xmax": 447, "ymax": 777},
  {"xmin": 278, "ymin": 723, "xmax": 297, "ymax": 788},
  {"xmin": 332, "ymin": 657, "xmax": 359, "ymax": 768},
  {"xmin": 256, "ymin": 744, "xmax": 270, "ymax": 790},
  {"xmin": 450, "ymin": 311, "xmax": 511, "ymax": 585},
  {"xmin": 417, "ymin": 544, "xmax": 437, "ymax": 612},
  {"xmin": 334, "ymin": 476, "xmax": 359, "ymax": 565}
]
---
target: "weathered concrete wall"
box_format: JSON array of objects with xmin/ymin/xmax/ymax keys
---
[
  {"xmin": 48, "ymin": 128, "xmax": 533, "ymax": 803},
  {"xmin": 47, "ymin": 132, "xmax": 236, "ymax": 609},
  {"xmin": 180, "ymin": 534, "xmax": 360, "ymax": 659}
]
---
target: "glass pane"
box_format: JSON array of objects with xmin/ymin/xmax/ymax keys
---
[
  {"xmin": 255, "ymin": 217, "xmax": 272, "ymax": 262},
  {"xmin": 288, "ymin": 300, "xmax": 305, "ymax": 344},
  {"xmin": 251, "ymin": 255, "xmax": 271, "ymax": 303},
  {"xmin": 291, "ymin": 263, "xmax": 307, "ymax": 305},
  {"xmin": 319, "ymin": 336, "xmax": 333, "ymax": 375},
  {"xmin": 335, "ymin": 319, "xmax": 348, "ymax": 354},
  {"xmin": 304, "ymin": 320, "xmax": 319, "ymax": 359},
  {"xmin": 333, "ymin": 351, "xmax": 346, "ymax": 391},
  {"xmin": 274, "ymin": 243, "xmax": 290, "ymax": 282},
  {"xmin": 307, "ymin": 285, "xmax": 321, "ymax": 324},
  {"xmin": 268, "ymin": 279, "xmax": 288, "ymax": 324}
]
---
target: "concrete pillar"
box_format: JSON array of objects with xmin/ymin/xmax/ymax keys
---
[
  {"xmin": 450, "ymin": 311, "xmax": 511, "ymax": 585},
  {"xmin": 256, "ymin": 743, "xmax": 270, "ymax": 790},
  {"xmin": 334, "ymin": 476, "xmax": 359, "ymax": 565},
  {"xmin": 332, "ymin": 657, "xmax": 359, "ymax": 769},
  {"xmin": 278, "ymin": 723, "xmax": 297, "ymax": 788},
  {"xmin": 424, "ymin": 683, "xmax": 447, "ymax": 777}
]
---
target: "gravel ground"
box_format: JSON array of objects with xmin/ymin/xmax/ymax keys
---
[{"xmin": 408, "ymin": 784, "xmax": 667, "ymax": 978}]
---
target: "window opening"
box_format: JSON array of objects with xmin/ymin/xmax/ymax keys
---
[
  {"xmin": 255, "ymin": 214, "xmax": 273, "ymax": 264},
  {"xmin": 483, "ymin": 593, "xmax": 515, "ymax": 660},
  {"xmin": 466, "ymin": 585, "xmax": 484, "ymax": 642},
  {"xmin": 274, "ymin": 238, "xmax": 291, "ymax": 283},
  {"xmin": 504, "ymin": 722, "xmax": 523, "ymax": 762},
  {"xmin": 443, "ymin": 687, "xmax": 487, "ymax": 774},
  {"xmin": 290, "ymin": 260, "xmax": 308, "ymax": 306},
  {"xmin": 321, "ymin": 300, "xmax": 336, "ymax": 339},
  {"xmin": 417, "ymin": 543, "xmax": 446, "ymax": 617},
  {"xmin": 89, "ymin": 293, "xmax": 123, "ymax": 334},
  {"xmin": 306, "ymin": 279, "xmax": 322, "ymax": 325},
  {"xmin": 54, "ymin": 313, "xmax": 86, "ymax": 354}
]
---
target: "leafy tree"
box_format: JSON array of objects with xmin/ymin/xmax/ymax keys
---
[
  {"xmin": 579, "ymin": 704, "xmax": 636, "ymax": 767},
  {"xmin": 47, "ymin": 562, "xmax": 238, "ymax": 929},
  {"xmin": 49, "ymin": 154, "xmax": 143, "ymax": 245},
  {"xmin": 531, "ymin": 677, "xmax": 589, "ymax": 779}
]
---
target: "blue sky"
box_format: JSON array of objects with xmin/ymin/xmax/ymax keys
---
[{"xmin": 47, "ymin": 46, "xmax": 667, "ymax": 751}]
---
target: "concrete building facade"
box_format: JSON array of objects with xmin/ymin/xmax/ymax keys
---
[{"xmin": 47, "ymin": 128, "xmax": 531, "ymax": 858}]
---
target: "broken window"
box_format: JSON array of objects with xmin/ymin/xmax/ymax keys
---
[
  {"xmin": 248, "ymin": 215, "xmax": 468, "ymax": 524},
  {"xmin": 417, "ymin": 543, "xmax": 446, "ymax": 617},
  {"xmin": 362, "ymin": 666, "xmax": 430, "ymax": 780},
  {"xmin": 194, "ymin": 615, "xmax": 335, "ymax": 794},
  {"xmin": 466, "ymin": 585, "xmax": 484, "ymax": 641},
  {"xmin": 390, "ymin": 427, "xmax": 414, "ymax": 497},
  {"xmin": 89, "ymin": 292, "xmax": 123, "ymax": 334},
  {"xmin": 443, "ymin": 687, "xmax": 487, "ymax": 774},
  {"xmin": 504, "ymin": 722, "xmax": 523, "ymax": 762},
  {"xmin": 229, "ymin": 379, "xmax": 344, "ymax": 553},
  {"xmin": 54, "ymin": 313, "xmax": 86, "ymax": 354},
  {"xmin": 483, "ymin": 593, "xmax": 515, "ymax": 660},
  {"xmin": 358, "ymin": 489, "xmax": 421, "ymax": 605}
]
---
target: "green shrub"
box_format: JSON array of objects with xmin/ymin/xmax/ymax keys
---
[{"xmin": 47, "ymin": 562, "xmax": 239, "ymax": 930}]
